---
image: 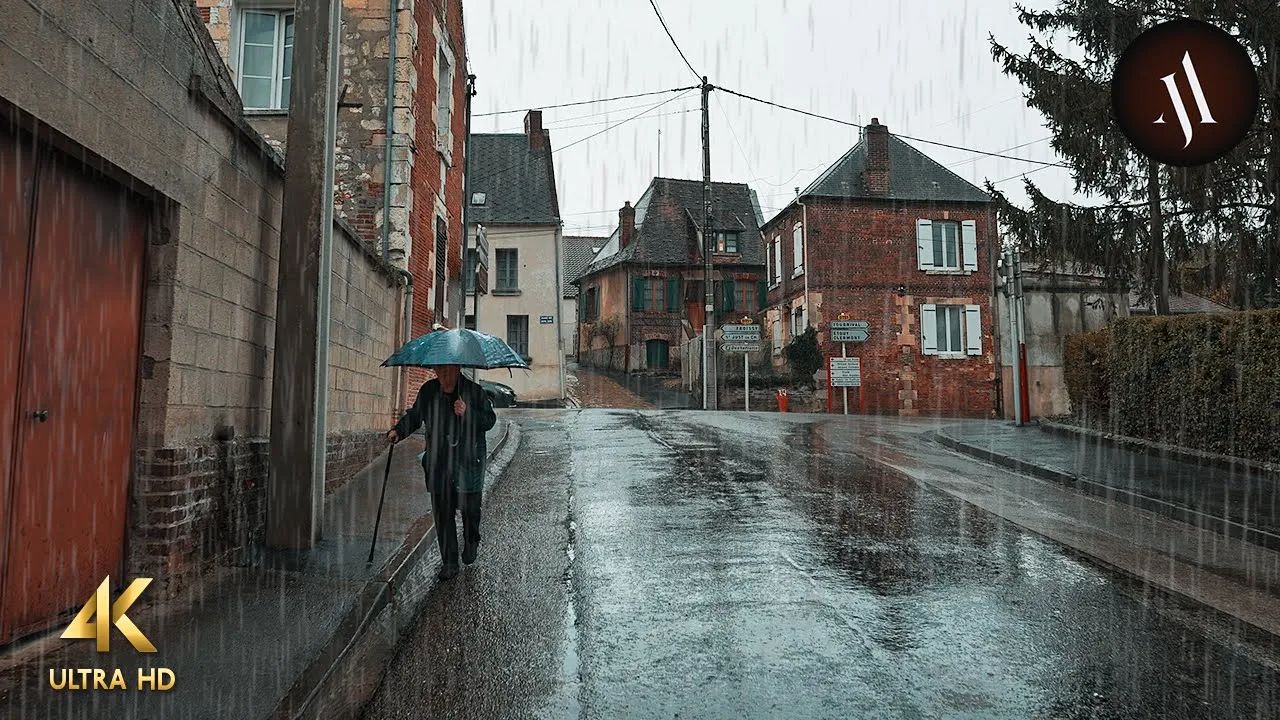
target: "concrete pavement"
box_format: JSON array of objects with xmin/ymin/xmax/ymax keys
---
[{"xmin": 362, "ymin": 410, "xmax": 1280, "ymax": 719}]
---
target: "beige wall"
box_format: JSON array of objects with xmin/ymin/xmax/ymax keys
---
[{"xmin": 474, "ymin": 225, "xmax": 564, "ymax": 401}]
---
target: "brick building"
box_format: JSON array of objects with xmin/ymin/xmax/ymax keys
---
[
  {"xmin": 764, "ymin": 119, "xmax": 997, "ymax": 416},
  {"xmin": 0, "ymin": 1, "xmax": 408, "ymax": 643},
  {"xmin": 198, "ymin": 0, "xmax": 470, "ymax": 359},
  {"xmin": 575, "ymin": 178, "xmax": 767, "ymax": 372}
]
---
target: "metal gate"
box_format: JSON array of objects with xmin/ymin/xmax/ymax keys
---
[{"xmin": 0, "ymin": 122, "xmax": 147, "ymax": 644}]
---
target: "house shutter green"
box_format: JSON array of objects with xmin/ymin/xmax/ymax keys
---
[
  {"xmin": 593, "ymin": 288, "xmax": 600, "ymax": 319},
  {"xmin": 632, "ymin": 276, "xmax": 647, "ymax": 311},
  {"xmin": 667, "ymin": 276, "xmax": 680, "ymax": 312},
  {"xmin": 757, "ymin": 280, "xmax": 767, "ymax": 311},
  {"xmin": 722, "ymin": 279, "xmax": 735, "ymax": 313}
]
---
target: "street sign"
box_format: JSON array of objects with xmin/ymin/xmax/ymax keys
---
[
  {"xmin": 722, "ymin": 323, "xmax": 761, "ymax": 342},
  {"xmin": 830, "ymin": 320, "xmax": 869, "ymax": 331},
  {"xmin": 539, "ymin": 315, "xmax": 554, "ymax": 324},
  {"xmin": 722, "ymin": 341, "xmax": 761, "ymax": 353},
  {"xmin": 830, "ymin": 357, "xmax": 861, "ymax": 387},
  {"xmin": 831, "ymin": 328, "xmax": 870, "ymax": 343}
]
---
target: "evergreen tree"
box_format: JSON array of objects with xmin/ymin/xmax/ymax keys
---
[{"xmin": 989, "ymin": 0, "xmax": 1280, "ymax": 310}]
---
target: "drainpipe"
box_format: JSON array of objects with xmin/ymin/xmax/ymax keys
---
[
  {"xmin": 380, "ymin": 0, "xmax": 399, "ymax": 260},
  {"xmin": 394, "ymin": 269, "xmax": 414, "ymax": 413},
  {"xmin": 553, "ymin": 224, "xmax": 566, "ymax": 400},
  {"xmin": 797, "ymin": 193, "xmax": 811, "ymax": 329},
  {"xmin": 458, "ymin": 73, "xmax": 476, "ymax": 330}
]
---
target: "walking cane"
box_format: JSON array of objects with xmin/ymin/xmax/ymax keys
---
[{"xmin": 367, "ymin": 442, "xmax": 396, "ymax": 565}]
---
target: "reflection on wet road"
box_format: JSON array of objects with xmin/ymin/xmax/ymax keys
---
[{"xmin": 363, "ymin": 410, "xmax": 1280, "ymax": 719}]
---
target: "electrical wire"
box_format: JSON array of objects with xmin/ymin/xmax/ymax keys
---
[
  {"xmin": 492, "ymin": 106, "xmax": 698, "ymax": 134},
  {"xmin": 469, "ymin": 89, "xmax": 697, "ymax": 185},
  {"xmin": 716, "ymin": 85, "xmax": 1070, "ymax": 169},
  {"xmin": 648, "ymin": 0, "xmax": 702, "ymax": 81},
  {"xmin": 473, "ymin": 86, "xmax": 697, "ymax": 118}
]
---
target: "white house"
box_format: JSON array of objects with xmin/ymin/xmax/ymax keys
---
[{"xmin": 465, "ymin": 112, "xmax": 565, "ymax": 402}]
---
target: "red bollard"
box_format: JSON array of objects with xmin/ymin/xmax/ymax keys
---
[{"xmin": 776, "ymin": 389, "xmax": 790, "ymax": 413}]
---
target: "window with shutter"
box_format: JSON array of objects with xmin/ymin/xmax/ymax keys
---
[
  {"xmin": 772, "ymin": 238, "xmax": 782, "ymax": 286},
  {"xmin": 916, "ymin": 220, "xmax": 934, "ymax": 271},
  {"xmin": 632, "ymin": 276, "xmax": 646, "ymax": 311},
  {"xmin": 965, "ymin": 305, "xmax": 982, "ymax": 354},
  {"xmin": 722, "ymin": 279, "xmax": 736, "ymax": 313},
  {"xmin": 757, "ymin": 280, "xmax": 767, "ymax": 311},
  {"xmin": 961, "ymin": 220, "xmax": 978, "ymax": 272},
  {"xmin": 667, "ymin": 276, "xmax": 681, "ymax": 312},
  {"xmin": 920, "ymin": 304, "xmax": 938, "ymax": 355},
  {"xmin": 791, "ymin": 223, "xmax": 804, "ymax": 276}
]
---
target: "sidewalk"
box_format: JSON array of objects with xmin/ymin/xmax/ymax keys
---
[
  {"xmin": 0, "ymin": 419, "xmax": 519, "ymax": 720},
  {"xmin": 936, "ymin": 423, "xmax": 1280, "ymax": 550}
]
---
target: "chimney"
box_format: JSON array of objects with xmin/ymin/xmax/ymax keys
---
[
  {"xmin": 864, "ymin": 117, "xmax": 890, "ymax": 196},
  {"xmin": 524, "ymin": 110, "xmax": 545, "ymax": 150},
  {"xmin": 619, "ymin": 201, "xmax": 636, "ymax": 249}
]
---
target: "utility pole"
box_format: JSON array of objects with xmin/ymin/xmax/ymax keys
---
[
  {"xmin": 268, "ymin": 0, "xmax": 342, "ymax": 549},
  {"xmin": 701, "ymin": 76, "xmax": 718, "ymax": 410},
  {"xmin": 458, "ymin": 73, "xmax": 477, "ymax": 330}
]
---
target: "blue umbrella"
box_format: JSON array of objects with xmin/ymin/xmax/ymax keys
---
[{"xmin": 382, "ymin": 327, "xmax": 529, "ymax": 370}]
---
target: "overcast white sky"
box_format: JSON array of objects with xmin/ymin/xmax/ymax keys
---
[{"xmin": 466, "ymin": 0, "xmax": 1076, "ymax": 236}]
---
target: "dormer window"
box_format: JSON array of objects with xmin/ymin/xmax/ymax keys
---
[
  {"xmin": 471, "ymin": 192, "xmax": 487, "ymax": 206},
  {"xmin": 714, "ymin": 231, "xmax": 739, "ymax": 254}
]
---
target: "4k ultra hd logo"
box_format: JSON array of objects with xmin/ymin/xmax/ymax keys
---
[
  {"xmin": 1112, "ymin": 19, "xmax": 1258, "ymax": 166},
  {"xmin": 48, "ymin": 577, "xmax": 175, "ymax": 692}
]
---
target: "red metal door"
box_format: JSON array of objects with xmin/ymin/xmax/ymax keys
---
[
  {"xmin": 0, "ymin": 123, "xmax": 37, "ymax": 644},
  {"xmin": 0, "ymin": 144, "xmax": 146, "ymax": 643}
]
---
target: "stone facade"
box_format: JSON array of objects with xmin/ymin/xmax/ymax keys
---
[
  {"xmin": 0, "ymin": 0, "xmax": 407, "ymax": 598},
  {"xmin": 764, "ymin": 199, "xmax": 997, "ymax": 416}
]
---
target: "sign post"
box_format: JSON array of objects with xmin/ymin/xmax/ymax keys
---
[
  {"xmin": 829, "ymin": 314, "xmax": 870, "ymax": 415},
  {"xmin": 722, "ymin": 317, "xmax": 761, "ymax": 412}
]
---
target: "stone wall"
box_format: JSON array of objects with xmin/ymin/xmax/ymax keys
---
[{"xmin": 0, "ymin": 0, "xmax": 406, "ymax": 595}]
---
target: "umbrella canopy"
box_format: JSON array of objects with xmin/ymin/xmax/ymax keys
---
[{"xmin": 382, "ymin": 328, "xmax": 529, "ymax": 370}]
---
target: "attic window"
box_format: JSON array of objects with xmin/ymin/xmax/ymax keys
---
[
  {"xmin": 471, "ymin": 192, "xmax": 487, "ymax": 206},
  {"xmin": 591, "ymin": 246, "xmax": 601, "ymax": 253}
]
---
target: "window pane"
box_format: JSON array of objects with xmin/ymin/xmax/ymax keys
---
[
  {"xmin": 241, "ymin": 44, "xmax": 276, "ymax": 78},
  {"xmin": 945, "ymin": 232, "xmax": 958, "ymax": 268},
  {"xmin": 242, "ymin": 11, "xmax": 277, "ymax": 46},
  {"xmin": 279, "ymin": 79, "xmax": 291, "ymax": 109},
  {"xmin": 241, "ymin": 77, "xmax": 273, "ymax": 109},
  {"xmin": 932, "ymin": 224, "xmax": 945, "ymax": 267}
]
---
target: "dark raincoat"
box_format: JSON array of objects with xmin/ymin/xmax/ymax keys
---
[{"xmin": 393, "ymin": 377, "xmax": 496, "ymax": 493}]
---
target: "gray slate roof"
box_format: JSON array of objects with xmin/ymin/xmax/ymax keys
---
[
  {"xmin": 800, "ymin": 133, "xmax": 990, "ymax": 203},
  {"xmin": 1129, "ymin": 290, "xmax": 1234, "ymax": 315},
  {"xmin": 576, "ymin": 178, "xmax": 765, "ymax": 281},
  {"xmin": 468, "ymin": 134, "xmax": 559, "ymax": 225},
  {"xmin": 562, "ymin": 236, "xmax": 605, "ymax": 297}
]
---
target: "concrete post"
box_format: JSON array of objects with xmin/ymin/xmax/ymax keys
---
[{"xmin": 268, "ymin": 0, "xmax": 342, "ymax": 549}]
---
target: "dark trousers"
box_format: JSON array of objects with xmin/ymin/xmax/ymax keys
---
[{"xmin": 429, "ymin": 478, "xmax": 481, "ymax": 567}]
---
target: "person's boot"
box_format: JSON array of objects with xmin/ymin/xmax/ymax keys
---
[
  {"xmin": 462, "ymin": 539, "xmax": 479, "ymax": 565},
  {"xmin": 439, "ymin": 563, "xmax": 460, "ymax": 580}
]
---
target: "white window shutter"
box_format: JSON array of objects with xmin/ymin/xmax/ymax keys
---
[
  {"xmin": 920, "ymin": 304, "xmax": 938, "ymax": 355},
  {"xmin": 965, "ymin": 304, "xmax": 982, "ymax": 355},
  {"xmin": 916, "ymin": 220, "xmax": 933, "ymax": 270},
  {"xmin": 773, "ymin": 239, "xmax": 782, "ymax": 284},
  {"xmin": 961, "ymin": 220, "xmax": 978, "ymax": 272}
]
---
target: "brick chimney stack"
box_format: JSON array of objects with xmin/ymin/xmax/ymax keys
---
[
  {"xmin": 524, "ymin": 110, "xmax": 545, "ymax": 150},
  {"xmin": 619, "ymin": 201, "xmax": 636, "ymax": 249},
  {"xmin": 864, "ymin": 117, "xmax": 890, "ymax": 196}
]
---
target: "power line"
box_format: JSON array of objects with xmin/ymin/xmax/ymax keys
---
[
  {"xmin": 716, "ymin": 85, "xmax": 1070, "ymax": 169},
  {"xmin": 493, "ymin": 106, "xmax": 698, "ymax": 134},
  {"xmin": 473, "ymin": 86, "xmax": 697, "ymax": 118},
  {"xmin": 470, "ymin": 89, "xmax": 697, "ymax": 185},
  {"xmin": 648, "ymin": 0, "xmax": 701, "ymax": 81}
]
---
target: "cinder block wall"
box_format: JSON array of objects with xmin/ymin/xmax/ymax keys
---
[{"xmin": 0, "ymin": 0, "xmax": 405, "ymax": 594}]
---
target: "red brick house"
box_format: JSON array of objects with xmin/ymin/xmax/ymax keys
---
[
  {"xmin": 574, "ymin": 178, "xmax": 767, "ymax": 371},
  {"xmin": 763, "ymin": 119, "xmax": 997, "ymax": 416}
]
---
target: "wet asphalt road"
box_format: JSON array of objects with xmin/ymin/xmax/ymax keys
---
[{"xmin": 360, "ymin": 410, "xmax": 1280, "ymax": 719}]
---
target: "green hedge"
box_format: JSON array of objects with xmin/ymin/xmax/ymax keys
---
[{"xmin": 1063, "ymin": 310, "xmax": 1280, "ymax": 462}]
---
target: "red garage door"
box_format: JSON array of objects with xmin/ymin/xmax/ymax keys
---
[{"xmin": 0, "ymin": 122, "xmax": 147, "ymax": 644}]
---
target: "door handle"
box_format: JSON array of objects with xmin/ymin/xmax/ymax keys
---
[{"xmin": 32, "ymin": 410, "xmax": 48, "ymax": 422}]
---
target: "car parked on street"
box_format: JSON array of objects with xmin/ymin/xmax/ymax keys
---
[{"xmin": 480, "ymin": 379, "xmax": 517, "ymax": 408}]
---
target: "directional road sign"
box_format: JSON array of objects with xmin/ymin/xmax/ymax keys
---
[
  {"xmin": 722, "ymin": 341, "xmax": 761, "ymax": 353},
  {"xmin": 831, "ymin": 328, "xmax": 870, "ymax": 343},
  {"xmin": 830, "ymin": 357, "xmax": 862, "ymax": 387}
]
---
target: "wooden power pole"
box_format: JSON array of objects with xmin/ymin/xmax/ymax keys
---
[{"xmin": 701, "ymin": 76, "xmax": 718, "ymax": 410}]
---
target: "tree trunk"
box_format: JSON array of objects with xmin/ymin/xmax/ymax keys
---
[{"xmin": 1148, "ymin": 158, "xmax": 1171, "ymax": 314}]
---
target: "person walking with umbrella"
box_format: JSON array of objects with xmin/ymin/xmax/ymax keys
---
[{"xmin": 379, "ymin": 327, "xmax": 527, "ymax": 580}]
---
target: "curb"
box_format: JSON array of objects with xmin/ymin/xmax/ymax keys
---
[
  {"xmin": 272, "ymin": 418, "xmax": 518, "ymax": 720},
  {"xmin": 1038, "ymin": 419, "xmax": 1280, "ymax": 478},
  {"xmin": 932, "ymin": 429, "xmax": 1280, "ymax": 553}
]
